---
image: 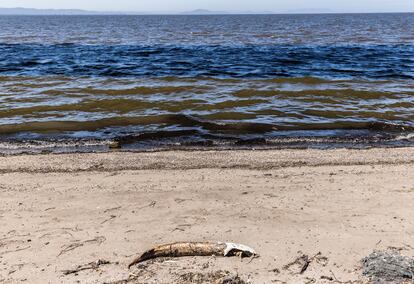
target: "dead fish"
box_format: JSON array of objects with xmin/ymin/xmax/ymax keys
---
[{"xmin": 128, "ymin": 242, "xmax": 257, "ymax": 268}]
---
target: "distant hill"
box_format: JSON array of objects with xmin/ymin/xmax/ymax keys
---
[
  {"xmin": 0, "ymin": 7, "xmax": 103, "ymax": 15},
  {"xmin": 283, "ymin": 8, "xmax": 336, "ymax": 14},
  {"xmin": 180, "ymin": 9, "xmax": 228, "ymax": 15},
  {"xmin": 0, "ymin": 7, "xmax": 231, "ymax": 16}
]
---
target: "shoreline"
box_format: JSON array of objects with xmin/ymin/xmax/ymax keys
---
[
  {"xmin": 1, "ymin": 148, "xmax": 414, "ymax": 283},
  {"xmin": 1, "ymin": 147, "xmax": 414, "ymax": 172},
  {"xmin": 1, "ymin": 133, "xmax": 414, "ymax": 155}
]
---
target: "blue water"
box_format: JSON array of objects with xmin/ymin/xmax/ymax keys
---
[{"xmin": 0, "ymin": 44, "xmax": 413, "ymax": 79}]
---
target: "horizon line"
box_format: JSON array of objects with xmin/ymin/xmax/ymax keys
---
[{"xmin": 0, "ymin": 7, "xmax": 413, "ymax": 15}]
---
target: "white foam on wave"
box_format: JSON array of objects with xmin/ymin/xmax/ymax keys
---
[
  {"xmin": 395, "ymin": 133, "xmax": 414, "ymax": 141},
  {"xmin": 0, "ymin": 140, "xmax": 115, "ymax": 155}
]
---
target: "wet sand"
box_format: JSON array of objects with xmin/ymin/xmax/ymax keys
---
[{"xmin": 0, "ymin": 148, "xmax": 414, "ymax": 283}]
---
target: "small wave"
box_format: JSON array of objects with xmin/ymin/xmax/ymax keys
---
[
  {"xmin": 0, "ymin": 114, "xmax": 412, "ymax": 137},
  {"xmin": 395, "ymin": 133, "xmax": 414, "ymax": 141},
  {"xmin": 0, "ymin": 43, "xmax": 413, "ymax": 79},
  {"xmin": 1, "ymin": 127, "xmax": 414, "ymax": 155}
]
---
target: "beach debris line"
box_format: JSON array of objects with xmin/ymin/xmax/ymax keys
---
[
  {"xmin": 178, "ymin": 270, "xmax": 248, "ymax": 284},
  {"xmin": 62, "ymin": 259, "xmax": 113, "ymax": 275},
  {"xmin": 128, "ymin": 242, "xmax": 257, "ymax": 268}
]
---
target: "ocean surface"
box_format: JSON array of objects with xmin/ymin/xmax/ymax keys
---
[{"xmin": 0, "ymin": 14, "xmax": 413, "ymax": 153}]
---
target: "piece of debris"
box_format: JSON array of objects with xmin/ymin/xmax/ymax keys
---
[
  {"xmin": 103, "ymin": 206, "xmax": 122, "ymax": 213},
  {"xmin": 62, "ymin": 259, "xmax": 112, "ymax": 275},
  {"xmin": 104, "ymin": 267, "xmax": 156, "ymax": 284},
  {"xmin": 58, "ymin": 236, "xmax": 106, "ymax": 256},
  {"xmin": 104, "ymin": 275, "xmax": 140, "ymax": 284},
  {"xmin": 282, "ymin": 252, "xmax": 328, "ymax": 275},
  {"xmin": 128, "ymin": 242, "xmax": 257, "ymax": 268},
  {"xmin": 283, "ymin": 254, "xmax": 310, "ymax": 274},
  {"xmin": 137, "ymin": 201, "xmax": 157, "ymax": 210},
  {"xmin": 320, "ymin": 275, "xmax": 334, "ymax": 281},
  {"xmin": 58, "ymin": 243, "xmax": 84, "ymax": 256},
  {"xmin": 304, "ymin": 277, "xmax": 316, "ymax": 284},
  {"xmin": 362, "ymin": 250, "xmax": 414, "ymax": 282},
  {"xmin": 101, "ymin": 215, "xmax": 117, "ymax": 224},
  {"xmin": 270, "ymin": 268, "xmax": 280, "ymax": 274},
  {"xmin": 0, "ymin": 246, "xmax": 31, "ymax": 256},
  {"xmin": 178, "ymin": 270, "xmax": 248, "ymax": 284}
]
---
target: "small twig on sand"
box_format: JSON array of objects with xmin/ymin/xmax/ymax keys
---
[
  {"xmin": 171, "ymin": 224, "xmax": 192, "ymax": 232},
  {"xmin": 58, "ymin": 243, "xmax": 84, "ymax": 256},
  {"xmin": 282, "ymin": 252, "xmax": 328, "ymax": 275},
  {"xmin": 330, "ymin": 270, "xmax": 340, "ymax": 282},
  {"xmin": 101, "ymin": 215, "xmax": 117, "ymax": 224},
  {"xmin": 403, "ymin": 243, "xmax": 414, "ymax": 250},
  {"xmin": 329, "ymin": 270, "xmax": 358, "ymax": 284},
  {"xmin": 247, "ymin": 254, "xmax": 260, "ymax": 264},
  {"xmin": 104, "ymin": 206, "xmax": 122, "ymax": 213},
  {"xmin": 304, "ymin": 277, "xmax": 316, "ymax": 284},
  {"xmin": 62, "ymin": 259, "xmax": 112, "ymax": 275},
  {"xmin": 84, "ymin": 236, "xmax": 106, "ymax": 244},
  {"xmin": 0, "ymin": 233, "xmax": 30, "ymax": 241},
  {"xmin": 58, "ymin": 236, "xmax": 106, "ymax": 256},
  {"xmin": 137, "ymin": 201, "xmax": 156, "ymax": 210},
  {"xmin": 0, "ymin": 246, "xmax": 31, "ymax": 256},
  {"xmin": 104, "ymin": 274, "xmax": 140, "ymax": 284},
  {"xmin": 171, "ymin": 227, "xmax": 185, "ymax": 232},
  {"xmin": 321, "ymin": 275, "xmax": 334, "ymax": 281},
  {"xmin": 283, "ymin": 254, "xmax": 310, "ymax": 274}
]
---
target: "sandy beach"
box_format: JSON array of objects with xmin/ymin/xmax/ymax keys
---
[{"xmin": 1, "ymin": 148, "xmax": 414, "ymax": 283}]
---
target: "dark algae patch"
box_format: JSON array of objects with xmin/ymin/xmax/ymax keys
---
[{"xmin": 362, "ymin": 251, "xmax": 414, "ymax": 283}]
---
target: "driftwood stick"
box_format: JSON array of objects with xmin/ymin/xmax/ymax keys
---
[{"xmin": 128, "ymin": 242, "xmax": 257, "ymax": 268}]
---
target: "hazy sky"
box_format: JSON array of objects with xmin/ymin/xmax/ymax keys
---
[{"xmin": 1, "ymin": 0, "xmax": 414, "ymax": 13}]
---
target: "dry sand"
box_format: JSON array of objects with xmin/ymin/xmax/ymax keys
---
[{"xmin": 0, "ymin": 148, "xmax": 414, "ymax": 283}]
